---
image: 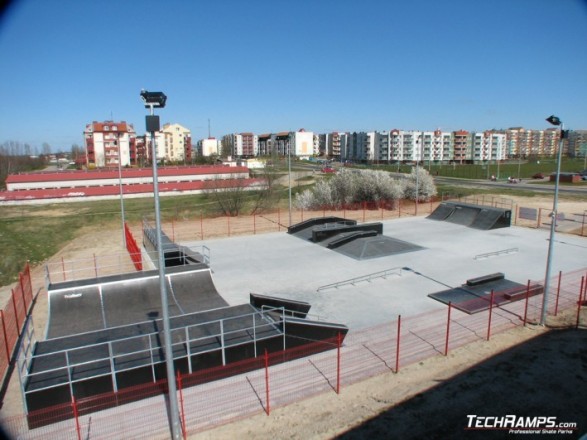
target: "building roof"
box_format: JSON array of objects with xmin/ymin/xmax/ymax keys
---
[{"xmin": 5, "ymin": 165, "xmax": 250, "ymax": 184}]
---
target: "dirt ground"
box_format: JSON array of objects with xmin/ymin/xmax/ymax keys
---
[{"xmin": 1, "ymin": 195, "xmax": 586, "ymax": 439}]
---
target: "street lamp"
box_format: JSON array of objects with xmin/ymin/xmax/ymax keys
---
[
  {"xmin": 540, "ymin": 114, "xmax": 564, "ymax": 326},
  {"xmin": 140, "ymin": 89, "xmax": 181, "ymax": 440}
]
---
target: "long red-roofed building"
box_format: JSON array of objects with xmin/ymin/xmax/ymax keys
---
[{"xmin": 1, "ymin": 165, "xmax": 260, "ymax": 204}]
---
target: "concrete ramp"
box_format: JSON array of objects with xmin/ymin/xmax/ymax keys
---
[{"xmin": 444, "ymin": 205, "xmax": 481, "ymax": 226}]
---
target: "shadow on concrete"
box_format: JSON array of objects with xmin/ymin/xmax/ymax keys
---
[{"xmin": 336, "ymin": 328, "xmax": 586, "ymax": 439}]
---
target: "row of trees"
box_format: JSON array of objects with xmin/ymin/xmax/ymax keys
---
[
  {"xmin": 295, "ymin": 168, "xmax": 437, "ymax": 209},
  {"xmin": 0, "ymin": 141, "xmax": 52, "ymax": 189}
]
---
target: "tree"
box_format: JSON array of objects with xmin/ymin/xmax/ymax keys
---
[
  {"xmin": 404, "ymin": 167, "xmax": 437, "ymax": 202},
  {"xmin": 203, "ymin": 176, "xmax": 250, "ymax": 216}
]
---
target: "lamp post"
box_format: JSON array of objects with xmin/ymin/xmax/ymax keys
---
[
  {"xmin": 140, "ymin": 89, "xmax": 181, "ymax": 440},
  {"xmin": 117, "ymin": 134, "xmax": 126, "ymax": 248},
  {"xmin": 541, "ymin": 115, "xmax": 564, "ymax": 326}
]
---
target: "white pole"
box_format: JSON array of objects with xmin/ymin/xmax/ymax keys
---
[{"xmin": 541, "ymin": 122, "xmax": 564, "ymax": 326}]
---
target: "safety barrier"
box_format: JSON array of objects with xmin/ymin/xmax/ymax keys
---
[
  {"xmin": 2, "ymin": 267, "xmax": 585, "ymax": 439},
  {"xmin": 0, "ymin": 263, "xmax": 33, "ymax": 385},
  {"xmin": 124, "ymin": 222, "xmax": 142, "ymax": 271}
]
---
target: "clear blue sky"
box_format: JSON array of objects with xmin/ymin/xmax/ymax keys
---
[{"xmin": 0, "ymin": 0, "xmax": 586, "ymax": 152}]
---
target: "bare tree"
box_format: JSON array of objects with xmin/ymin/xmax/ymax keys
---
[{"xmin": 203, "ymin": 176, "xmax": 250, "ymax": 216}]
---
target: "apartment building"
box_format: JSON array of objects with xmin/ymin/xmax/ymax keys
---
[
  {"xmin": 472, "ymin": 131, "xmax": 507, "ymax": 161},
  {"xmin": 568, "ymin": 130, "xmax": 587, "ymax": 158},
  {"xmin": 222, "ymin": 133, "xmax": 259, "ymax": 158},
  {"xmin": 198, "ymin": 138, "xmax": 221, "ymax": 157},
  {"xmin": 84, "ymin": 121, "xmax": 137, "ymax": 168},
  {"xmin": 161, "ymin": 123, "xmax": 191, "ymax": 163}
]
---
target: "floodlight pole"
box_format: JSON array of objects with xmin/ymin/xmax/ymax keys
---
[
  {"xmin": 541, "ymin": 117, "xmax": 564, "ymax": 326},
  {"xmin": 117, "ymin": 137, "xmax": 126, "ymax": 248},
  {"xmin": 288, "ymin": 138, "xmax": 292, "ymax": 226},
  {"xmin": 145, "ymin": 101, "xmax": 181, "ymax": 440}
]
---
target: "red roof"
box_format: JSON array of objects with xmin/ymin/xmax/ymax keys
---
[
  {"xmin": 6, "ymin": 165, "xmax": 249, "ymax": 184},
  {"xmin": 0, "ymin": 178, "xmax": 262, "ymax": 202}
]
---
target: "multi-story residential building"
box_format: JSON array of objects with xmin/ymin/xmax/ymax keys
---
[
  {"xmin": 453, "ymin": 130, "xmax": 470, "ymax": 163},
  {"xmin": 198, "ymin": 138, "xmax": 221, "ymax": 157},
  {"xmin": 222, "ymin": 133, "xmax": 258, "ymax": 158},
  {"xmin": 374, "ymin": 131, "xmax": 390, "ymax": 162},
  {"xmin": 257, "ymin": 134, "xmax": 273, "ymax": 156},
  {"xmin": 289, "ymin": 129, "xmax": 314, "ymax": 158},
  {"xmin": 472, "ymin": 131, "xmax": 507, "ymax": 162},
  {"xmin": 506, "ymin": 127, "xmax": 560, "ymax": 158},
  {"xmin": 84, "ymin": 121, "xmax": 137, "ymax": 168},
  {"xmin": 161, "ymin": 123, "xmax": 191, "ymax": 163},
  {"xmin": 569, "ymin": 130, "xmax": 587, "ymax": 158}
]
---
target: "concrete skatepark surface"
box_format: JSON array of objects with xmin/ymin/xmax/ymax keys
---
[{"xmin": 185, "ymin": 216, "xmax": 587, "ymax": 329}]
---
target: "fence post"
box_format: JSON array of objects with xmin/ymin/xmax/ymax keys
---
[
  {"xmin": 537, "ymin": 208, "xmax": 542, "ymax": 229},
  {"xmin": 19, "ymin": 274, "xmax": 28, "ymax": 317},
  {"xmin": 487, "ymin": 290, "xmax": 494, "ymax": 341},
  {"xmin": 200, "ymin": 213, "xmax": 204, "ymax": 240},
  {"xmin": 554, "ymin": 271, "xmax": 562, "ymax": 316},
  {"xmin": 576, "ymin": 277, "xmax": 585, "ymax": 329},
  {"xmin": 523, "ymin": 280, "xmax": 531, "ymax": 326},
  {"xmin": 253, "ymin": 213, "xmax": 256, "ymax": 235},
  {"xmin": 93, "ymin": 253, "xmax": 98, "ymax": 278},
  {"xmin": 515, "ymin": 205, "xmax": 519, "ymax": 225},
  {"xmin": 227, "ymin": 215, "xmax": 231, "ymax": 237},
  {"xmin": 362, "ymin": 201, "xmax": 366, "ymax": 222},
  {"xmin": 11, "ymin": 290, "xmax": 20, "ymax": 335},
  {"xmin": 277, "ymin": 208, "xmax": 281, "ymax": 231},
  {"xmin": 264, "ymin": 349, "xmax": 270, "ymax": 415},
  {"xmin": 72, "ymin": 396, "xmax": 82, "ymax": 440},
  {"xmin": 395, "ymin": 315, "xmax": 401, "ymax": 373},
  {"xmin": 62, "ymin": 257, "xmax": 67, "ymax": 281},
  {"xmin": 177, "ymin": 371, "xmax": 187, "ymax": 439},
  {"xmin": 444, "ymin": 302, "xmax": 452, "ymax": 356},
  {"xmin": 336, "ymin": 332, "xmax": 341, "ymax": 394},
  {"xmin": 0, "ymin": 311, "xmax": 10, "ymax": 361},
  {"xmin": 581, "ymin": 210, "xmax": 586, "ymax": 236}
]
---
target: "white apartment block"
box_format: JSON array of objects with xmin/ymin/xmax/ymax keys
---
[
  {"xmin": 84, "ymin": 121, "xmax": 137, "ymax": 168},
  {"xmin": 198, "ymin": 138, "xmax": 221, "ymax": 157},
  {"xmin": 222, "ymin": 133, "xmax": 259, "ymax": 157},
  {"xmin": 472, "ymin": 131, "xmax": 507, "ymax": 161}
]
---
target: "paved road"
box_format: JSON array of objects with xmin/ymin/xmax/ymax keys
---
[{"xmin": 433, "ymin": 176, "xmax": 587, "ymax": 196}]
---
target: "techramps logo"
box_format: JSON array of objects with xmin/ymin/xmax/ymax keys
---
[{"xmin": 466, "ymin": 415, "xmax": 578, "ymax": 436}]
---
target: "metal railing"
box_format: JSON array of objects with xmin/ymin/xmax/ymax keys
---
[
  {"xmin": 18, "ymin": 305, "xmax": 289, "ymax": 412},
  {"xmin": 474, "ymin": 248, "xmax": 519, "ymax": 260},
  {"xmin": 317, "ymin": 267, "xmax": 404, "ymax": 292}
]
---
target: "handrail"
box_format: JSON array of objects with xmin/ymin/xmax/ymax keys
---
[
  {"xmin": 474, "ymin": 248, "xmax": 519, "ymax": 260},
  {"xmin": 317, "ymin": 267, "xmax": 404, "ymax": 292},
  {"xmin": 21, "ymin": 305, "xmax": 292, "ymax": 396}
]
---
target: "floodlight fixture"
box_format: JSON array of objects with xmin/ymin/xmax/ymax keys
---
[
  {"xmin": 546, "ymin": 115, "xmax": 561, "ymax": 126},
  {"xmin": 140, "ymin": 89, "xmax": 167, "ymax": 109}
]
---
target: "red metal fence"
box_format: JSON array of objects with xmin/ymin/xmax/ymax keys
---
[
  {"xmin": 0, "ymin": 263, "xmax": 33, "ymax": 385},
  {"xmin": 2, "ymin": 267, "xmax": 585, "ymax": 439},
  {"xmin": 124, "ymin": 222, "xmax": 142, "ymax": 271}
]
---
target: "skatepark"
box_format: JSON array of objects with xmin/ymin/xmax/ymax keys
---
[{"xmin": 9, "ymin": 201, "xmax": 587, "ymax": 437}]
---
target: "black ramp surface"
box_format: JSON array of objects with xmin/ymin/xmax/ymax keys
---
[
  {"xmin": 427, "ymin": 203, "xmax": 456, "ymax": 221},
  {"xmin": 444, "ymin": 205, "xmax": 480, "ymax": 226},
  {"xmin": 168, "ymin": 269, "xmax": 228, "ymax": 314},
  {"xmin": 469, "ymin": 209, "xmax": 504, "ymax": 230},
  {"xmin": 334, "ymin": 236, "xmax": 424, "ymax": 260},
  {"xmin": 101, "ymin": 276, "xmax": 183, "ymax": 327},
  {"xmin": 47, "ymin": 286, "xmax": 105, "ymax": 339}
]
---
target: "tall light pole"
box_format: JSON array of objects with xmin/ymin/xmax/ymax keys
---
[
  {"xmin": 288, "ymin": 134, "xmax": 292, "ymax": 226},
  {"xmin": 140, "ymin": 89, "xmax": 181, "ymax": 440},
  {"xmin": 541, "ymin": 115, "xmax": 564, "ymax": 326},
  {"xmin": 117, "ymin": 134, "xmax": 126, "ymax": 248}
]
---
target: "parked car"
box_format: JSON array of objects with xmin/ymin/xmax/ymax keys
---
[{"xmin": 531, "ymin": 172, "xmax": 544, "ymax": 179}]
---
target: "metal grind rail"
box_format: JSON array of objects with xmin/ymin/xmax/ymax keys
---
[
  {"xmin": 474, "ymin": 247, "xmax": 519, "ymax": 260},
  {"xmin": 317, "ymin": 267, "xmax": 404, "ymax": 292}
]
